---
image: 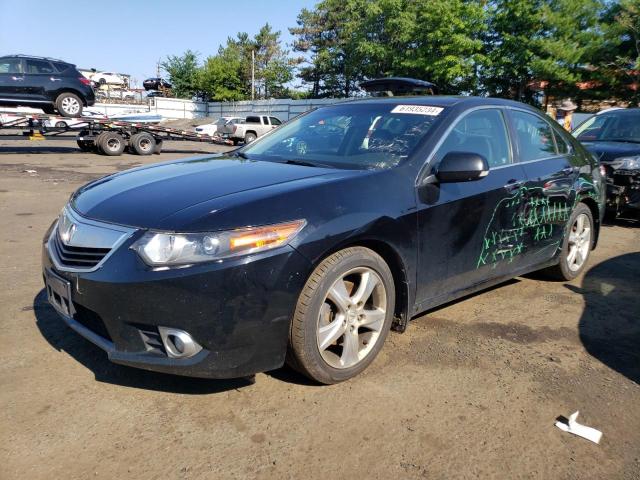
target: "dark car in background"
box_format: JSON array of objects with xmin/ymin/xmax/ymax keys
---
[
  {"xmin": 0, "ymin": 55, "xmax": 95, "ymax": 117},
  {"xmin": 42, "ymin": 96, "xmax": 604, "ymax": 384},
  {"xmin": 574, "ymin": 108, "xmax": 640, "ymax": 218},
  {"xmin": 143, "ymin": 77, "xmax": 172, "ymax": 91}
]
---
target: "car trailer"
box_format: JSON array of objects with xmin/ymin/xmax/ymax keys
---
[{"xmin": 0, "ymin": 113, "xmax": 230, "ymax": 156}]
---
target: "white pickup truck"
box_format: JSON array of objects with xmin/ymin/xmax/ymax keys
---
[{"xmin": 220, "ymin": 114, "xmax": 283, "ymax": 144}]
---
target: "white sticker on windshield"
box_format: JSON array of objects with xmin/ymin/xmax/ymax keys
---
[{"xmin": 391, "ymin": 105, "xmax": 443, "ymax": 116}]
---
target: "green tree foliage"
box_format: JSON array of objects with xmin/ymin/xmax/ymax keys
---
[
  {"xmin": 290, "ymin": 0, "xmax": 367, "ymax": 97},
  {"xmin": 531, "ymin": 0, "xmax": 605, "ymax": 101},
  {"xmin": 197, "ymin": 43, "xmax": 247, "ymax": 101},
  {"xmin": 290, "ymin": 0, "xmax": 636, "ymax": 104},
  {"xmin": 596, "ymin": 0, "xmax": 640, "ymax": 105},
  {"xmin": 196, "ymin": 24, "xmax": 295, "ymax": 101},
  {"xmin": 162, "ymin": 1, "xmax": 638, "ymax": 104},
  {"xmin": 161, "ymin": 50, "xmax": 199, "ymax": 99}
]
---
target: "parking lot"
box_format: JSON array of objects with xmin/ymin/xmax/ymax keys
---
[{"xmin": 0, "ymin": 137, "xmax": 638, "ymax": 479}]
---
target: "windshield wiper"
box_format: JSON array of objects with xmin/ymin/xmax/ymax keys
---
[{"xmin": 282, "ymin": 159, "xmax": 331, "ymax": 168}]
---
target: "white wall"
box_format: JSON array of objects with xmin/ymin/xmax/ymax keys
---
[
  {"xmin": 150, "ymin": 97, "xmax": 208, "ymax": 119},
  {"xmin": 90, "ymin": 103, "xmax": 150, "ymax": 116}
]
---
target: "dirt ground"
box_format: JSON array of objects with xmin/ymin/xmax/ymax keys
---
[{"xmin": 0, "ymin": 137, "xmax": 638, "ymax": 480}]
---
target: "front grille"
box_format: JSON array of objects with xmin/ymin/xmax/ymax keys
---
[
  {"xmin": 53, "ymin": 233, "xmax": 111, "ymax": 268},
  {"xmin": 73, "ymin": 303, "xmax": 112, "ymax": 341}
]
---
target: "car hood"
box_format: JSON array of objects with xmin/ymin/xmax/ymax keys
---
[
  {"xmin": 582, "ymin": 141, "xmax": 640, "ymax": 163},
  {"xmin": 71, "ymin": 155, "xmax": 340, "ymax": 228}
]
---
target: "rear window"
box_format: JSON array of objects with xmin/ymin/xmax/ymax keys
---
[
  {"xmin": 246, "ymin": 116, "xmax": 261, "ymax": 123},
  {"xmin": 53, "ymin": 62, "xmax": 71, "ymax": 73},
  {"xmin": 242, "ymin": 103, "xmax": 445, "ymax": 170}
]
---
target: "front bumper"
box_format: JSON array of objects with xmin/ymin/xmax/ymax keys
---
[
  {"xmin": 606, "ymin": 170, "xmax": 640, "ymax": 212},
  {"xmin": 42, "ymin": 228, "xmax": 312, "ymax": 379}
]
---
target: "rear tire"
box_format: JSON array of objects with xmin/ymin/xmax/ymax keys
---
[
  {"xmin": 244, "ymin": 132, "xmax": 257, "ymax": 144},
  {"xmin": 55, "ymin": 121, "xmax": 67, "ymax": 128},
  {"xmin": 288, "ymin": 247, "xmax": 395, "ymax": 384},
  {"xmin": 543, "ymin": 203, "xmax": 594, "ymax": 281},
  {"xmin": 130, "ymin": 132, "xmax": 155, "ymax": 155},
  {"xmin": 94, "ymin": 132, "xmax": 108, "ymax": 154},
  {"xmin": 98, "ymin": 132, "xmax": 125, "ymax": 156},
  {"xmin": 55, "ymin": 92, "xmax": 83, "ymax": 117}
]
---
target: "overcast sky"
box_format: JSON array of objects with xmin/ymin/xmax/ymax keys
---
[{"xmin": 0, "ymin": 0, "xmax": 317, "ymax": 87}]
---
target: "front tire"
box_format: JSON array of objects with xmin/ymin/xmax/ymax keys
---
[
  {"xmin": 55, "ymin": 93, "xmax": 83, "ymax": 117},
  {"xmin": 544, "ymin": 203, "xmax": 594, "ymax": 281},
  {"xmin": 98, "ymin": 132, "xmax": 125, "ymax": 156},
  {"xmin": 288, "ymin": 247, "xmax": 395, "ymax": 384}
]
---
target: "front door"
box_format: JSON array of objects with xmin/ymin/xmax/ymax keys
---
[
  {"xmin": 415, "ymin": 107, "xmax": 528, "ymax": 308},
  {"xmin": 0, "ymin": 57, "xmax": 25, "ymax": 99}
]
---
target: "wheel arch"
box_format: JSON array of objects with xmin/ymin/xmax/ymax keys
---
[
  {"xmin": 578, "ymin": 196, "xmax": 601, "ymax": 249},
  {"xmin": 312, "ymin": 238, "xmax": 411, "ymax": 333},
  {"xmin": 53, "ymin": 88, "xmax": 88, "ymax": 106}
]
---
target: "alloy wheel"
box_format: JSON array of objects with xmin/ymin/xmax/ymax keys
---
[
  {"xmin": 61, "ymin": 97, "xmax": 80, "ymax": 115},
  {"xmin": 567, "ymin": 213, "xmax": 591, "ymax": 272},
  {"xmin": 316, "ymin": 267, "xmax": 387, "ymax": 369}
]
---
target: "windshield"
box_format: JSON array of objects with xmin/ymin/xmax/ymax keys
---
[
  {"xmin": 574, "ymin": 110, "xmax": 640, "ymax": 143},
  {"xmin": 241, "ymin": 103, "xmax": 444, "ymax": 169}
]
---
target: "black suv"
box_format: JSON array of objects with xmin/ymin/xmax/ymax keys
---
[
  {"xmin": 143, "ymin": 77, "xmax": 172, "ymax": 91},
  {"xmin": 0, "ymin": 55, "xmax": 95, "ymax": 117}
]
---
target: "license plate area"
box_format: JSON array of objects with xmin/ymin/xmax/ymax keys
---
[{"xmin": 44, "ymin": 269, "xmax": 75, "ymax": 317}]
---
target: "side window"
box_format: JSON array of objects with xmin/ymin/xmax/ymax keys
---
[
  {"xmin": 270, "ymin": 116, "xmax": 282, "ymax": 126},
  {"xmin": 246, "ymin": 116, "xmax": 260, "ymax": 123},
  {"xmin": 511, "ymin": 110, "xmax": 557, "ymax": 161},
  {"xmin": 262, "ymin": 116, "xmax": 269, "ymax": 124},
  {"xmin": 550, "ymin": 123, "xmax": 571, "ymax": 154},
  {"xmin": 25, "ymin": 59, "xmax": 55, "ymax": 74},
  {"xmin": 0, "ymin": 57, "xmax": 23, "ymax": 74},
  {"xmin": 434, "ymin": 109, "xmax": 511, "ymax": 168}
]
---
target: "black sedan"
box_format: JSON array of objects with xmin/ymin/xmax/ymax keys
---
[
  {"xmin": 42, "ymin": 97, "xmax": 605, "ymax": 384},
  {"xmin": 574, "ymin": 108, "xmax": 640, "ymax": 217},
  {"xmin": 143, "ymin": 77, "xmax": 172, "ymax": 91}
]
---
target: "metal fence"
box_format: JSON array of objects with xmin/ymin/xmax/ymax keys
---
[{"xmin": 147, "ymin": 97, "xmax": 349, "ymax": 121}]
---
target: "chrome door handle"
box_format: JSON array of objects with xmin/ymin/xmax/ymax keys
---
[
  {"xmin": 11, "ymin": 76, "xmax": 24, "ymax": 81},
  {"xmin": 504, "ymin": 179, "xmax": 524, "ymax": 192},
  {"xmin": 50, "ymin": 77, "xmax": 62, "ymax": 82}
]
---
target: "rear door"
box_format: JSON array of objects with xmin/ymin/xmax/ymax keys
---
[
  {"xmin": 23, "ymin": 58, "xmax": 57, "ymax": 101},
  {"xmin": 415, "ymin": 107, "xmax": 528, "ymax": 307},
  {"xmin": 0, "ymin": 57, "xmax": 25, "ymax": 99},
  {"xmin": 505, "ymin": 108, "xmax": 577, "ymax": 268}
]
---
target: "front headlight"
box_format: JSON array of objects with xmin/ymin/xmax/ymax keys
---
[
  {"xmin": 612, "ymin": 155, "xmax": 640, "ymax": 170},
  {"xmin": 132, "ymin": 219, "xmax": 306, "ymax": 266}
]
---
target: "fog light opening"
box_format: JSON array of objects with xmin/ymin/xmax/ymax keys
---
[{"xmin": 158, "ymin": 327, "xmax": 202, "ymax": 359}]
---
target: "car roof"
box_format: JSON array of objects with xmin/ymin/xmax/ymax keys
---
[
  {"xmin": 345, "ymin": 95, "xmax": 536, "ymax": 110},
  {"xmin": 2, "ymin": 54, "xmax": 70, "ymax": 64},
  {"xmin": 595, "ymin": 107, "xmax": 640, "ymax": 116}
]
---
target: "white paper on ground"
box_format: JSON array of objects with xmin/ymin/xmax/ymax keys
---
[{"xmin": 555, "ymin": 411, "xmax": 603, "ymax": 444}]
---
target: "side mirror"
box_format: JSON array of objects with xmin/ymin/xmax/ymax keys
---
[{"xmin": 436, "ymin": 151, "xmax": 489, "ymax": 183}]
